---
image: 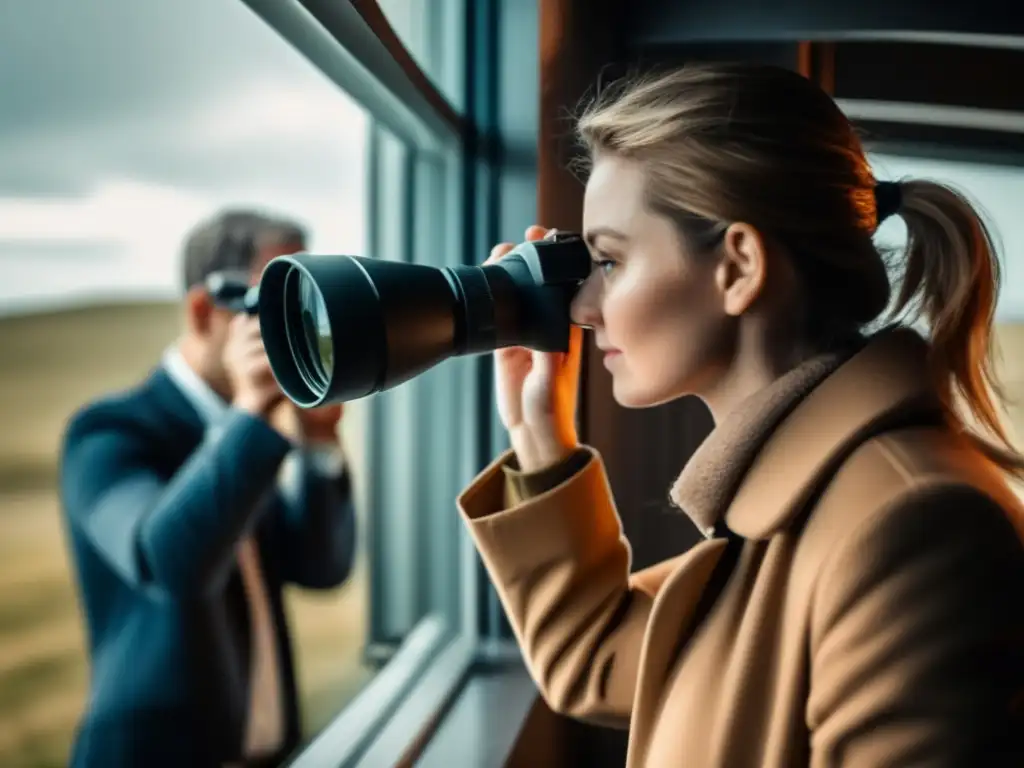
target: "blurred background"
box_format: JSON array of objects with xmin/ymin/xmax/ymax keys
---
[{"xmin": 0, "ymin": 0, "xmax": 382, "ymax": 764}]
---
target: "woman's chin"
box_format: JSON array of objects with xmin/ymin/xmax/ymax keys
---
[
  {"xmin": 612, "ymin": 376, "xmax": 690, "ymax": 410},
  {"xmin": 611, "ymin": 378, "xmax": 661, "ymax": 409}
]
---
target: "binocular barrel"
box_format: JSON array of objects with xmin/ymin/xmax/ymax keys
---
[{"xmin": 253, "ymin": 233, "xmax": 592, "ymax": 407}]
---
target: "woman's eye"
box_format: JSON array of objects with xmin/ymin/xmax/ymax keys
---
[{"xmin": 594, "ymin": 258, "xmax": 617, "ymax": 275}]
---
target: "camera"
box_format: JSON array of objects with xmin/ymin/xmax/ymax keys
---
[
  {"xmin": 255, "ymin": 232, "xmax": 593, "ymax": 407},
  {"xmin": 206, "ymin": 271, "xmax": 260, "ymax": 315}
]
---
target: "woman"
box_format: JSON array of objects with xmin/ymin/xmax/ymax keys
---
[{"xmin": 457, "ymin": 63, "xmax": 1024, "ymax": 766}]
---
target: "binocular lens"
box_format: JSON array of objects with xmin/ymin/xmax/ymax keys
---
[{"xmin": 285, "ymin": 269, "xmax": 333, "ymax": 397}]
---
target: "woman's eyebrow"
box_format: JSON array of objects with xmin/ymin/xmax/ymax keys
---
[{"xmin": 584, "ymin": 226, "xmax": 628, "ymax": 248}]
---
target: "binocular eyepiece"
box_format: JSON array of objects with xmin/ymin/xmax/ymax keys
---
[{"xmin": 245, "ymin": 233, "xmax": 592, "ymax": 407}]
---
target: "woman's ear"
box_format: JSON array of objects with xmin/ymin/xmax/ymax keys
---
[{"xmin": 714, "ymin": 222, "xmax": 768, "ymax": 317}]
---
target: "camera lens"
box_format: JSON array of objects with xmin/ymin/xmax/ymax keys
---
[{"xmin": 284, "ymin": 269, "xmax": 333, "ymax": 396}]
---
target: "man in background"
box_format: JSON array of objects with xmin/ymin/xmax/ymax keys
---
[{"xmin": 60, "ymin": 210, "xmax": 357, "ymax": 768}]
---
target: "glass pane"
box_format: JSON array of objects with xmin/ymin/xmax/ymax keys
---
[
  {"xmin": 0, "ymin": 0, "xmax": 381, "ymax": 764},
  {"xmin": 362, "ymin": 125, "xmax": 467, "ymax": 656},
  {"xmin": 375, "ymin": 0, "xmax": 466, "ymax": 112}
]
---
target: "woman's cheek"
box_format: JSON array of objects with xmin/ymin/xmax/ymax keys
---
[
  {"xmin": 603, "ymin": 273, "xmax": 642, "ymax": 337},
  {"xmin": 600, "ymin": 284, "xmax": 625, "ymax": 341}
]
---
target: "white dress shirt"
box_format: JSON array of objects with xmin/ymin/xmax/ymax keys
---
[{"xmin": 162, "ymin": 347, "xmax": 344, "ymax": 761}]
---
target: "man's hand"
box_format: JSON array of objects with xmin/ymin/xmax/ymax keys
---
[
  {"xmin": 223, "ymin": 315, "xmax": 344, "ymax": 442},
  {"xmin": 269, "ymin": 402, "xmax": 344, "ymax": 445},
  {"xmin": 224, "ymin": 315, "xmax": 284, "ymax": 418},
  {"xmin": 296, "ymin": 403, "xmax": 344, "ymax": 445}
]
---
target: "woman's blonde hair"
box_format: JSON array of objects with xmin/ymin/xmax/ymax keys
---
[{"xmin": 576, "ymin": 62, "xmax": 1023, "ymax": 475}]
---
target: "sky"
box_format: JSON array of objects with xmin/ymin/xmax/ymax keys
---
[
  {"xmin": 1, "ymin": 1, "xmax": 1021, "ymax": 321},
  {"xmin": 0, "ymin": 0, "xmax": 369, "ymax": 316}
]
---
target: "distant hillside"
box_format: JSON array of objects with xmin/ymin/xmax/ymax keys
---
[{"xmin": 0, "ymin": 301, "xmax": 180, "ymax": 490}]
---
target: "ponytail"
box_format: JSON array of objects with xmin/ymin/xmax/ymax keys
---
[{"xmin": 888, "ymin": 179, "xmax": 1024, "ymax": 475}]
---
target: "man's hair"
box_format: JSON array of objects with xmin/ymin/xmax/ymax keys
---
[{"xmin": 181, "ymin": 208, "xmax": 308, "ymax": 290}]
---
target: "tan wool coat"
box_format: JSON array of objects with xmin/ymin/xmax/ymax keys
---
[{"xmin": 458, "ymin": 328, "xmax": 1024, "ymax": 767}]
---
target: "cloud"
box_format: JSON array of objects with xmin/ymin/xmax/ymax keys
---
[
  {"xmin": 1, "ymin": 0, "xmax": 370, "ymax": 310},
  {"xmin": 0, "ymin": 180, "xmax": 208, "ymax": 241},
  {"xmin": 0, "ymin": 173, "xmax": 368, "ymax": 308},
  {"xmin": 0, "ymin": 85, "xmax": 367, "ymax": 201},
  {"xmin": 0, "ymin": 241, "xmax": 128, "ymax": 263},
  {"xmin": 0, "ymin": 0, "xmax": 368, "ymax": 199},
  {"xmin": 0, "ymin": 0, "xmax": 318, "ymax": 139}
]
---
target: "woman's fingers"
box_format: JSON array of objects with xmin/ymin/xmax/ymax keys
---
[
  {"xmin": 487, "ymin": 226, "xmax": 551, "ymax": 265},
  {"xmin": 485, "ymin": 242, "xmax": 514, "ymax": 265}
]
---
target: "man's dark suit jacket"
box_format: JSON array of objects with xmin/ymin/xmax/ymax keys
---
[{"xmin": 59, "ymin": 368, "xmax": 357, "ymax": 768}]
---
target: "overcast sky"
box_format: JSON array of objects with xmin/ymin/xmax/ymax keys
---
[
  {"xmin": 1, "ymin": 2, "xmax": 1022, "ymax": 321},
  {"xmin": 0, "ymin": 0, "xmax": 368, "ymax": 314}
]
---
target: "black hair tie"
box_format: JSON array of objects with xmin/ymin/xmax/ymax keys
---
[{"xmin": 874, "ymin": 181, "xmax": 902, "ymax": 223}]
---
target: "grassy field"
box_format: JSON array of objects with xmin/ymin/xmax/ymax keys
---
[{"xmin": 0, "ymin": 301, "xmax": 374, "ymax": 768}]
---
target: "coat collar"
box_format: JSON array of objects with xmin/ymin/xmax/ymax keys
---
[
  {"xmin": 727, "ymin": 327, "xmax": 942, "ymax": 539},
  {"xmin": 672, "ymin": 327, "xmax": 943, "ymax": 541},
  {"xmin": 670, "ymin": 346, "xmax": 850, "ymax": 538}
]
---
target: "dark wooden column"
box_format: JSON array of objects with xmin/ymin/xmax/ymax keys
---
[{"xmin": 798, "ymin": 41, "xmax": 836, "ymax": 93}]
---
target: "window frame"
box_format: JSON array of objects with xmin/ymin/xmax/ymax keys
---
[
  {"xmin": 237, "ymin": 1, "xmax": 539, "ymax": 765},
  {"xmin": 242, "ymin": 0, "xmax": 462, "ymax": 151}
]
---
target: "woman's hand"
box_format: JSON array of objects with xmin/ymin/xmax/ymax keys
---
[{"xmin": 486, "ymin": 225, "xmax": 584, "ymax": 473}]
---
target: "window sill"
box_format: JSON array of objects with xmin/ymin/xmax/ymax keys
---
[
  {"xmin": 288, "ymin": 624, "xmax": 539, "ymax": 768},
  {"xmin": 286, "ymin": 614, "xmax": 453, "ymax": 768},
  {"xmin": 415, "ymin": 660, "xmax": 537, "ymax": 768}
]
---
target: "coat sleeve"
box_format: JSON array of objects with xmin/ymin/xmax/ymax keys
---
[
  {"xmin": 807, "ymin": 483, "xmax": 1024, "ymax": 767},
  {"xmin": 61, "ymin": 404, "xmax": 291, "ymax": 598},
  {"xmin": 274, "ymin": 452, "xmax": 357, "ymax": 590},
  {"xmin": 458, "ymin": 447, "xmax": 680, "ymax": 729}
]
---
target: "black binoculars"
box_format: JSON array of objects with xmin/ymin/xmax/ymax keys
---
[{"xmin": 218, "ymin": 232, "xmax": 593, "ymax": 407}]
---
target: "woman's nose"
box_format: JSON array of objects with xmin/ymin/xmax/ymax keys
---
[{"xmin": 570, "ymin": 276, "xmax": 601, "ymax": 330}]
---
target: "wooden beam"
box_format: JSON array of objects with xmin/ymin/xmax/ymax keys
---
[{"xmin": 798, "ymin": 41, "xmax": 836, "ymax": 94}]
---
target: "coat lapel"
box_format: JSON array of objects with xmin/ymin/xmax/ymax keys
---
[
  {"xmin": 146, "ymin": 367, "xmax": 207, "ymax": 449},
  {"xmin": 629, "ymin": 537, "xmax": 731, "ymax": 763}
]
